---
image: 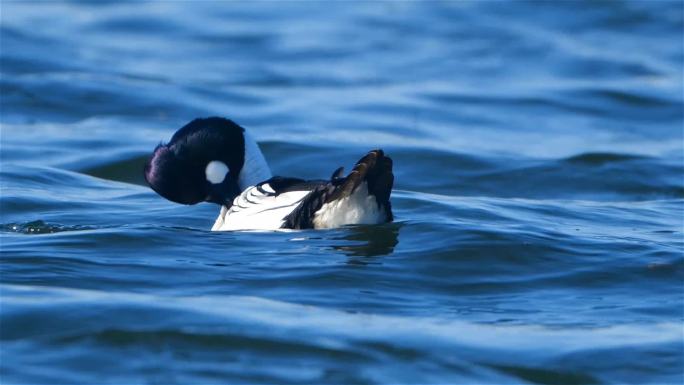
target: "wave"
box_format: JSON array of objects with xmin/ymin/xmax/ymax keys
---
[{"xmin": 2, "ymin": 284, "xmax": 681, "ymax": 384}]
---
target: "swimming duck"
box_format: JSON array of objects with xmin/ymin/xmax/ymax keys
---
[{"xmin": 144, "ymin": 117, "xmax": 394, "ymax": 230}]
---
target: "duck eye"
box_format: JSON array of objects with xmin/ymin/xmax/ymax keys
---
[{"xmin": 205, "ymin": 160, "xmax": 229, "ymax": 184}]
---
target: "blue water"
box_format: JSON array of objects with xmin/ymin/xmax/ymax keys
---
[{"xmin": 1, "ymin": 1, "xmax": 683, "ymax": 384}]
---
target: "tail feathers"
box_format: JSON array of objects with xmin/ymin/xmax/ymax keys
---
[
  {"xmin": 331, "ymin": 149, "xmax": 393, "ymax": 220},
  {"xmin": 282, "ymin": 150, "xmax": 394, "ymax": 229},
  {"xmin": 330, "ymin": 166, "xmax": 345, "ymax": 180}
]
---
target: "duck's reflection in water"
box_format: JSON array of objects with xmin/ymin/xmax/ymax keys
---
[{"xmin": 332, "ymin": 223, "xmax": 401, "ymax": 263}]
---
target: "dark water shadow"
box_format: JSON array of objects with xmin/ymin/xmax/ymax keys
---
[
  {"xmin": 78, "ymin": 154, "xmax": 149, "ymax": 186},
  {"xmin": 331, "ymin": 223, "xmax": 401, "ymax": 262}
]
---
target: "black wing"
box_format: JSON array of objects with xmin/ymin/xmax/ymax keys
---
[{"xmin": 256, "ymin": 176, "xmax": 327, "ymax": 196}]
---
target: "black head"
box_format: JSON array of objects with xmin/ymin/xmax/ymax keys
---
[{"xmin": 144, "ymin": 117, "xmax": 247, "ymax": 206}]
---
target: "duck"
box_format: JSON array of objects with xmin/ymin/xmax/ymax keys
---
[{"xmin": 144, "ymin": 117, "xmax": 394, "ymax": 231}]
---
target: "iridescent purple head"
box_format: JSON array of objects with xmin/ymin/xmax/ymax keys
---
[{"xmin": 144, "ymin": 117, "xmax": 271, "ymax": 206}]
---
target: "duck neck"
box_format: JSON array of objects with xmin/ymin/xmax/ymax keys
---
[{"xmin": 237, "ymin": 130, "xmax": 272, "ymax": 191}]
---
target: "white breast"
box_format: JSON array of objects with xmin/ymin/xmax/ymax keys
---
[{"xmin": 212, "ymin": 185, "xmax": 310, "ymax": 231}]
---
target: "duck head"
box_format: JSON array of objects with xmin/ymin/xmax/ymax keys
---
[{"xmin": 144, "ymin": 117, "xmax": 271, "ymax": 206}]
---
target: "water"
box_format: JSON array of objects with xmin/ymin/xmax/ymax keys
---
[{"xmin": 1, "ymin": 1, "xmax": 683, "ymax": 384}]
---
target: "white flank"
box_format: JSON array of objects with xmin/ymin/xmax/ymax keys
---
[
  {"xmin": 237, "ymin": 130, "xmax": 272, "ymax": 191},
  {"xmin": 212, "ymin": 184, "xmax": 310, "ymax": 231},
  {"xmin": 312, "ymin": 182, "xmax": 385, "ymax": 229}
]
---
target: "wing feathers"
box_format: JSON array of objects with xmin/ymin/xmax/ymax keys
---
[
  {"xmin": 282, "ymin": 149, "xmax": 394, "ymax": 229},
  {"xmin": 214, "ymin": 183, "xmax": 312, "ymax": 231},
  {"xmin": 214, "ymin": 150, "xmax": 394, "ymax": 231}
]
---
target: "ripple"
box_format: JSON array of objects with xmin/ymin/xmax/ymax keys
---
[
  {"xmin": 564, "ymin": 152, "xmax": 647, "ymax": 165},
  {"xmin": 1, "ymin": 220, "xmax": 97, "ymax": 235}
]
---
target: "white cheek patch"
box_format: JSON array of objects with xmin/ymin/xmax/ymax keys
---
[{"xmin": 205, "ymin": 160, "xmax": 229, "ymax": 184}]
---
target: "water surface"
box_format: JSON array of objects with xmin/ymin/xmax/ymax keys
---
[{"xmin": 1, "ymin": 1, "xmax": 683, "ymax": 384}]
